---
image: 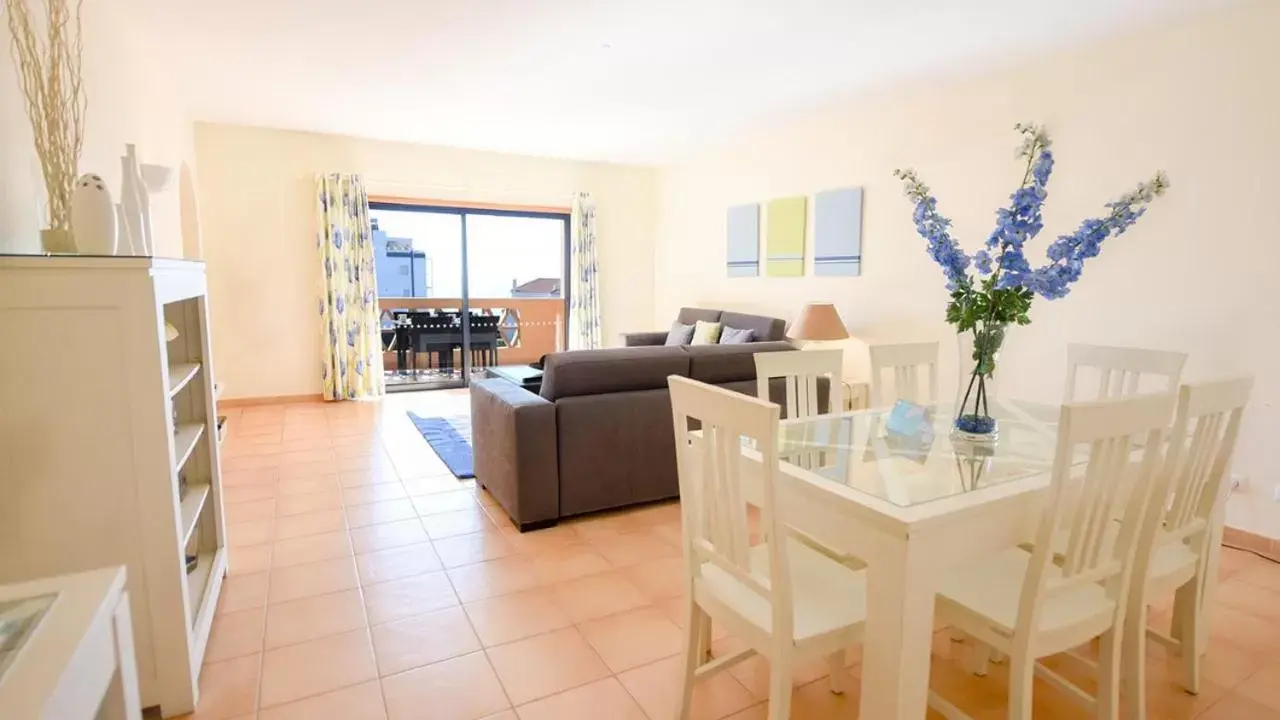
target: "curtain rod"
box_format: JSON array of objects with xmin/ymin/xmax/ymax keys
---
[{"xmin": 360, "ymin": 177, "xmax": 574, "ymax": 202}]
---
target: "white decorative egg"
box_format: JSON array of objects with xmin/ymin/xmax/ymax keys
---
[{"xmin": 71, "ymin": 173, "xmax": 118, "ymax": 255}]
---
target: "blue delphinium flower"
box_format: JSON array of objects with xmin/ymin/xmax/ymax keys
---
[{"xmin": 894, "ymin": 169, "xmax": 971, "ymax": 291}]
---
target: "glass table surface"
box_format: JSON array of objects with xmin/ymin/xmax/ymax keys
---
[
  {"xmin": 0, "ymin": 593, "xmax": 57, "ymax": 683},
  {"xmin": 778, "ymin": 399, "xmax": 1062, "ymax": 508}
]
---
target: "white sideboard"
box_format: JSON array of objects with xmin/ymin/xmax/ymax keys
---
[{"xmin": 0, "ymin": 257, "xmax": 227, "ymax": 717}]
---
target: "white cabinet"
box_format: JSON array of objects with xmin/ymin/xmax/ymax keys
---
[{"xmin": 0, "ymin": 257, "xmax": 227, "ymax": 717}]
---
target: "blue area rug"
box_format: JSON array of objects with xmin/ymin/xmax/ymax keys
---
[{"xmin": 407, "ymin": 413, "xmax": 475, "ymax": 479}]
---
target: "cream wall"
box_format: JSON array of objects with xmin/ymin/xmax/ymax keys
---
[
  {"xmin": 195, "ymin": 123, "xmax": 658, "ymax": 401},
  {"xmin": 654, "ymin": 2, "xmax": 1280, "ymax": 537},
  {"xmin": 0, "ymin": 0, "xmax": 195, "ymax": 257}
]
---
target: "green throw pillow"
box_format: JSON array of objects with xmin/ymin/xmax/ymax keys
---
[{"xmin": 691, "ymin": 320, "xmax": 723, "ymax": 345}]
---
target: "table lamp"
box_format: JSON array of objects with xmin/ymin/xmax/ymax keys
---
[{"xmin": 789, "ymin": 302, "xmax": 849, "ymax": 345}]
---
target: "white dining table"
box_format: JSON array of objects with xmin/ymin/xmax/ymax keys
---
[{"xmin": 730, "ymin": 398, "xmax": 1221, "ymax": 719}]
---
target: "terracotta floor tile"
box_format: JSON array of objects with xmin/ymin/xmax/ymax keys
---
[
  {"xmin": 223, "ymin": 484, "xmax": 279, "ymax": 504},
  {"xmin": 258, "ymin": 680, "xmax": 387, "ymax": 720},
  {"xmin": 265, "ymin": 589, "xmax": 367, "ymax": 649},
  {"xmin": 277, "ymin": 475, "xmax": 342, "ymax": 497},
  {"xmin": 226, "ymin": 519, "xmax": 275, "ymax": 548},
  {"xmin": 205, "ymin": 607, "xmax": 266, "ymax": 663},
  {"xmin": 713, "ymin": 637, "xmax": 838, "ymax": 700},
  {"xmin": 503, "ymin": 524, "xmax": 584, "ymax": 555},
  {"xmin": 1214, "ymin": 577, "xmax": 1280, "ymax": 621},
  {"xmin": 340, "ymin": 468, "xmax": 402, "ymax": 488},
  {"xmin": 433, "ymin": 531, "xmax": 517, "ymax": 569},
  {"xmin": 363, "ymin": 571, "xmax": 460, "ymax": 625},
  {"xmin": 259, "ymin": 628, "xmax": 378, "ymax": 708},
  {"xmin": 192, "ymin": 654, "xmax": 260, "ymax": 720},
  {"xmin": 479, "ymin": 713, "xmax": 518, "ymax": 720},
  {"xmin": 1233, "ymin": 659, "xmax": 1280, "ymax": 712},
  {"xmin": 589, "ymin": 529, "xmax": 682, "ymax": 569},
  {"xmin": 356, "ymin": 542, "xmax": 443, "ymax": 585},
  {"xmin": 228, "ymin": 544, "xmax": 273, "ymax": 576},
  {"xmin": 225, "ymin": 498, "xmax": 278, "ymax": 524},
  {"xmin": 486, "ymin": 627, "xmax": 612, "ymax": 705},
  {"xmin": 268, "ymin": 557, "xmax": 359, "ymax": 604},
  {"xmin": 382, "ymin": 652, "xmax": 511, "ymax": 720},
  {"xmin": 447, "ymin": 556, "xmax": 544, "ymax": 602},
  {"xmin": 531, "ymin": 544, "xmax": 613, "ymax": 584},
  {"xmin": 621, "ymin": 556, "xmax": 687, "ymax": 601},
  {"xmin": 578, "ymin": 605, "xmax": 684, "ymax": 673},
  {"xmin": 411, "ymin": 490, "xmax": 479, "ymax": 517},
  {"xmin": 550, "ymin": 572, "xmax": 650, "ymax": 623},
  {"xmin": 222, "ymin": 468, "xmax": 279, "ymax": 487},
  {"xmin": 464, "ymin": 589, "xmax": 573, "ymax": 647},
  {"xmin": 274, "ymin": 509, "xmax": 347, "ymax": 540},
  {"xmin": 1198, "ymin": 693, "xmax": 1280, "ymax": 720},
  {"xmin": 513, "ymin": 677, "xmax": 648, "ymax": 720},
  {"xmin": 371, "ymin": 605, "xmax": 483, "ymax": 676},
  {"xmin": 618, "ymin": 654, "xmax": 757, "ymax": 720},
  {"xmin": 343, "ymin": 482, "xmax": 409, "ymax": 506},
  {"xmin": 350, "ymin": 518, "xmax": 429, "ymax": 554},
  {"xmin": 347, "ymin": 499, "xmax": 419, "ymax": 528},
  {"xmin": 272, "ymin": 530, "xmax": 352, "ymax": 568},
  {"xmin": 275, "ymin": 489, "xmax": 344, "ymax": 516},
  {"xmin": 278, "ymin": 459, "xmax": 342, "ymax": 479},
  {"xmin": 402, "ymin": 475, "xmax": 470, "ymax": 496},
  {"xmin": 423, "ymin": 508, "xmax": 497, "ymax": 539},
  {"xmin": 218, "ymin": 572, "xmax": 268, "ymax": 614}
]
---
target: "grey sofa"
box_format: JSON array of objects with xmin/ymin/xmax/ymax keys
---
[
  {"xmin": 621, "ymin": 307, "xmax": 788, "ymax": 347},
  {"xmin": 470, "ymin": 340, "xmax": 812, "ymax": 530}
]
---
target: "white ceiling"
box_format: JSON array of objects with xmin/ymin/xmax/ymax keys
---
[{"xmin": 134, "ymin": 0, "xmax": 1232, "ymax": 164}]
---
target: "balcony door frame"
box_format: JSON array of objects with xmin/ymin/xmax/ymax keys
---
[{"xmin": 370, "ymin": 197, "xmax": 572, "ymax": 388}]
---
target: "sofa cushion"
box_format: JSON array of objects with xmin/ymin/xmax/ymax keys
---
[
  {"xmin": 719, "ymin": 326, "xmax": 756, "ymax": 344},
  {"xmin": 720, "ymin": 311, "xmax": 787, "ymax": 342},
  {"xmin": 691, "ymin": 320, "xmax": 722, "ymax": 345},
  {"xmin": 665, "ymin": 321, "xmax": 695, "ymax": 346},
  {"xmin": 540, "ymin": 345, "xmax": 691, "ymax": 401},
  {"xmin": 676, "ymin": 307, "xmax": 724, "ymax": 325},
  {"xmin": 682, "ymin": 340, "xmax": 794, "ymax": 384}
]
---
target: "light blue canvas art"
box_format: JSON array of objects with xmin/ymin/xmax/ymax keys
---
[
  {"xmin": 726, "ymin": 203, "xmax": 760, "ymax": 277},
  {"xmin": 813, "ymin": 187, "xmax": 863, "ymax": 276}
]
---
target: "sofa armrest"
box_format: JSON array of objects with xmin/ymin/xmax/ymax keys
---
[
  {"xmin": 621, "ymin": 331, "xmax": 667, "ymax": 347},
  {"xmin": 470, "ymin": 379, "xmax": 559, "ymax": 530}
]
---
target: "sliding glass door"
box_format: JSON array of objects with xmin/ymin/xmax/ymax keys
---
[{"xmin": 369, "ymin": 202, "xmax": 569, "ymax": 392}]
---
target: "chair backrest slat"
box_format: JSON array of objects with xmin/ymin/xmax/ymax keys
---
[
  {"xmin": 755, "ymin": 349, "xmax": 843, "ymax": 470},
  {"xmin": 1065, "ymin": 343, "xmax": 1187, "ymax": 403},
  {"xmin": 1018, "ymin": 392, "xmax": 1176, "ymax": 639},
  {"xmin": 1159, "ymin": 377, "xmax": 1253, "ymax": 555},
  {"xmin": 868, "ymin": 342, "xmax": 939, "ymax": 406},
  {"xmin": 670, "ymin": 375, "xmax": 793, "ymax": 639}
]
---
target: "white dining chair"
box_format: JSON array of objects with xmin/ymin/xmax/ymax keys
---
[
  {"xmin": 668, "ymin": 375, "xmax": 868, "ymax": 720},
  {"xmin": 754, "ymin": 349, "xmax": 844, "ymax": 468},
  {"xmin": 1063, "ymin": 343, "xmax": 1187, "ymax": 403},
  {"xmin": 928, "ymin": 391, "xmax": 1177, "ymax": 720},
  {"xmin": 1122, "ymin": 377, "xmax": 1253, "ymax": 719},
  {"xmin": 868, "ymin": 341, "xmax": 939, "ymax": 406}
]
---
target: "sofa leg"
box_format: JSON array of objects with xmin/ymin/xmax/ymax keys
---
[{"xmin": 518, "ymin": 518, "xmax": 559, "ymax": 533}]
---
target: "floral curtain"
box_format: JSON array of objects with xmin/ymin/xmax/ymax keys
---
[
  {"xmin": 569, "ymin": 192, "xmax": 601, "ymax": 350},
  {"xmin": 316, "ymin": 174, "xmax": 384, "ymax": 400}
]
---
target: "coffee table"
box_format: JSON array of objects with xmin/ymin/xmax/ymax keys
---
[{"xmin": 485, "ymin": 364, "xmax": 544, "ymax": 394}]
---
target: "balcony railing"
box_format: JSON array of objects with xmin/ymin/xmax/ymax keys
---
[{"xmin": 378, "ymin": 297, "xmax": 565, "ymax": 373}]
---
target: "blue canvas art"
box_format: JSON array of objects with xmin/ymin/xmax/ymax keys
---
[
  {"xmin": 813, "ymin": 187, "xmax": 864, "ymax": 276},
  {"xmin": 726, "ymin": 203, "xmax": 760, "ymax": 277}
]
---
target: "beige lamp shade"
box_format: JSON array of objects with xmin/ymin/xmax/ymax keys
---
[{"xmin": 790, "ymin": 303, "xmax": 849, "ymax": 341}]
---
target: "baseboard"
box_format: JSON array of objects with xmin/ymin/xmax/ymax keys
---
[
  {"xmin": 1223, "ymin": 525, "xmax": 1280, "ymax": 561},
  {"xmin": 219, "ymin": 393, "xmax": 325, "ymax": 408}
]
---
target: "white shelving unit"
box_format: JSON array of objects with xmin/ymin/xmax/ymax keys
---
[{"xmin": 0, "ymin": 257, "xmax": 226, "ymax": 717}]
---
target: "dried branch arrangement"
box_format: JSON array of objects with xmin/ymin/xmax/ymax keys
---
[{"xmin": 5, "ymin": 0, "xmax": 87, "ymax": 250}]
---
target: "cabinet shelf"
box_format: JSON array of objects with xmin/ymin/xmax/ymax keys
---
[
  {"xmin": 174, "ymin": 423, "xmax": 205, "ymax": 473},
  {"xmin": 179, "ymin": 484, "xmax": 210, "ymax": 547},
  {"xmin": 167, "ymin": 362, "xmax": 201, "ymax": 398}
]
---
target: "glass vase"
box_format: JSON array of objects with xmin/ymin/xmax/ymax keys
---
[{"xmin": 952, "ymin": 322, "xmax": 1006, "ymax": 441}]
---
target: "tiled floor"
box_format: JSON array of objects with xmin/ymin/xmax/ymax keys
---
[{"xmin": 182, "ymin": 390, "xmax": 1280, "ymax": 720}]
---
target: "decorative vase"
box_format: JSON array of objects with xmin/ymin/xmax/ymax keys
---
[
  {"xmin": 120, "ymin": 145, "xmax": 150, "ymax": 255},
  {"xmin": 71, "ymin": 173, "xmax": 118, "ymax": 255},
  {"xmin": 952, "ymin": 322, "xmax": 1006, "ymax": 442},
  {"xmin": 39, "ymin": 227, "xmax": 76, "ymax": 254}
]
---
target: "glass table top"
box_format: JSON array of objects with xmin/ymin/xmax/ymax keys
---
[
  {"xmin": 0, "ymin": 593, "xmax": 56, "ymax": 683},
  {"xmin": 778, "ymin": 399, "xmax": 1062, "ymax": 508}
]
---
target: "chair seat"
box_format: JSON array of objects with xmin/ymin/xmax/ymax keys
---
[
  {"xmin": 1049, "ymin": 522, "xmax": 1199, "ymax": 598},
  {"xmin": 937, "ymin": 547, "xmax": 1116, "ymax": 639},
  {"xmin": 698, "ymin": 537, "xmax": 867, "ymax": 643}
]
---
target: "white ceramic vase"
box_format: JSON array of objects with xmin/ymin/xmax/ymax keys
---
[
  {"xmin": 120, "ymin": 146, "xmax": 149, "ymax": 255},
  {"xmin": 71, "ymin": 173, "xmax": 118, "ymax": 255}
]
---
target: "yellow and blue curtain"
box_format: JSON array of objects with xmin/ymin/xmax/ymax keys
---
[
  {"xmin": 569, "ymin": 192, "xmax": 601, "ymax": 350},
  {"xmin": 316, "ymin": 174, "xmax": 384, "ymax": 400}
]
